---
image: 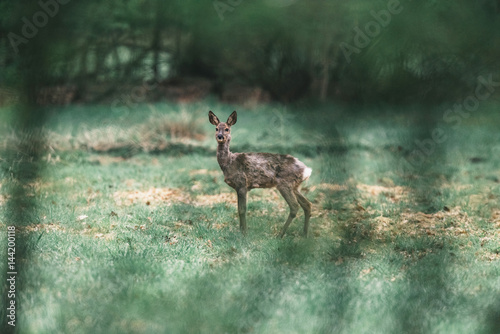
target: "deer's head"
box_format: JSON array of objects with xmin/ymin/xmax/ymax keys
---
[{"xmin": 209, "ymin": 111, "xmax": 237, "ymax": 144}]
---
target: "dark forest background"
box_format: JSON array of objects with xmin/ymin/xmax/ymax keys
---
[{"xmin": 1, "ymin": 0, "xmax": 500, "ymax": 107}]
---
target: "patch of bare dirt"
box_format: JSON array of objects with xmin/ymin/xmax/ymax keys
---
[
  {"xmin": 21, "ymin": 223, "xmax": 65, "ymax": 233},
  {"xmin": 113, "ymin": 187, "xmax": 191, "ymax": 207},
  {"xmin": 392, "ymin": 206, "xmax": 473, "ymax": 237},
  {"xmin": 491, "ymin": 210, "xmax": 500, "ymax": 228},
  {"xmin": 189, "ymin": 169, "xmax": 220, "ymax": 177},
  {"xmin": 90, "ymin": 232, "xmax": 116, "ymax": 241},
  {"xmin": 311, "ymin": 182, "xmax": 499, "ymax": 256},
  {"xmin": 356, "ymin": 183, "xmax": 409, "ymax": 203},
  {"xmin": 467, "ymin": 191, "xmax": 498, "ymax": 211},
  {"xmin": 112, "ymin": 182, "xmax": 290, "ymax": 209},
  {"xmin": 195, "ymin": 193, "xmax": 237, "ymax": 206},
  {"xmin": 311, "ymin": 183, "xmax": 349, "ymax": 192}
]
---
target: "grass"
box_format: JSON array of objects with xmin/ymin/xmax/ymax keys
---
[{"xmin": 1, "ymin": 100, "xmax": 500, "ymax": 333}]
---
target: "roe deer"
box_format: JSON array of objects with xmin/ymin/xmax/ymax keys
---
[{"xmin": 208, "ymin": 110, "xmax": 312, "ymax": 237}]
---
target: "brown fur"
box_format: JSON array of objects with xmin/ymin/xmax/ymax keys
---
[{"xmin": 208, "ymin": 110, "xmax": 312, "ymax": 237}]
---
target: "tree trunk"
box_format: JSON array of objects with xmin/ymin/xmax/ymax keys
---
[
  {"xmin": 320, "ymin": 32, "xmax": 332, "ymax": 101},
  {"xmin": 151, "ymin": 0, "xmax": 166, "ymax": 82}
]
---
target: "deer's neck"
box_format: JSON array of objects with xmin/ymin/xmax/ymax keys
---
[{"xmin": 217, "ymin": 140, "xmax": 234, "ymax": 172}]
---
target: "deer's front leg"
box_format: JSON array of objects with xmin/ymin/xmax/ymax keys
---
[{"xmin": 236, "ymin": 188, "xmax": 247, "ymax": 234}]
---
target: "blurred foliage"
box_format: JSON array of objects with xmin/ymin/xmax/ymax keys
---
[{"xmin": 0, "ymin": 0, "xmax": 499, "ymax": 103}]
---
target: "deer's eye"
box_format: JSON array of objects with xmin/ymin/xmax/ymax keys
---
[
  {"xmin": 225, "ymin": 128, "xmax": 229, "ymax": 132},
  {"xmin": 215, "ymin": 128, "xmax": 218, "ymax": 131}
]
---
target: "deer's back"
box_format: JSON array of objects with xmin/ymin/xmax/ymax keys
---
[{"xmin": 223, "ymin": 152, "xmax": 309, "ymax": 190}]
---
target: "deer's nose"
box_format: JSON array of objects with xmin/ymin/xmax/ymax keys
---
[{"xmin": 217, "ymin": 134, "xmax": 224, "ymax": 140}]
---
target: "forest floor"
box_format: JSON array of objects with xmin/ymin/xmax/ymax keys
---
[{"xmin": 1, "ymin": 101, "xmax": 499, "ymax": 333}]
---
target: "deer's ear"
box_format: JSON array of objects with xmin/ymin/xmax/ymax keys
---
[
  {"xmin": 227, "ymin": 111, "xmax": 237, "ymax": 126},
  {"xmin": 208, "ymin": 111, "xmax": 220, "ymax": 126}
]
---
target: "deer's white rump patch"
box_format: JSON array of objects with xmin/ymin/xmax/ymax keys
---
[
  {"xmin": 303, "ymin": 167, "xmax": 312, "ymax": 181},
  {"xmin": 294, "ymin": 157, "xmax": 312, "ymax": 181}
]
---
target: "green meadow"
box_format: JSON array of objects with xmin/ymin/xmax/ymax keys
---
[{"xmin": 1, "ymin": 102, "xmax": 499, "ymax": 333}]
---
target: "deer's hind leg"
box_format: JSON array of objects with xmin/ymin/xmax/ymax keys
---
[
  {"xmin": 277, "ymin": 186, "xmax": 300, "ymax": 238},
  {"xmin": 295, "ymin": 189, "xmax": 311, "ymax": 237}
]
